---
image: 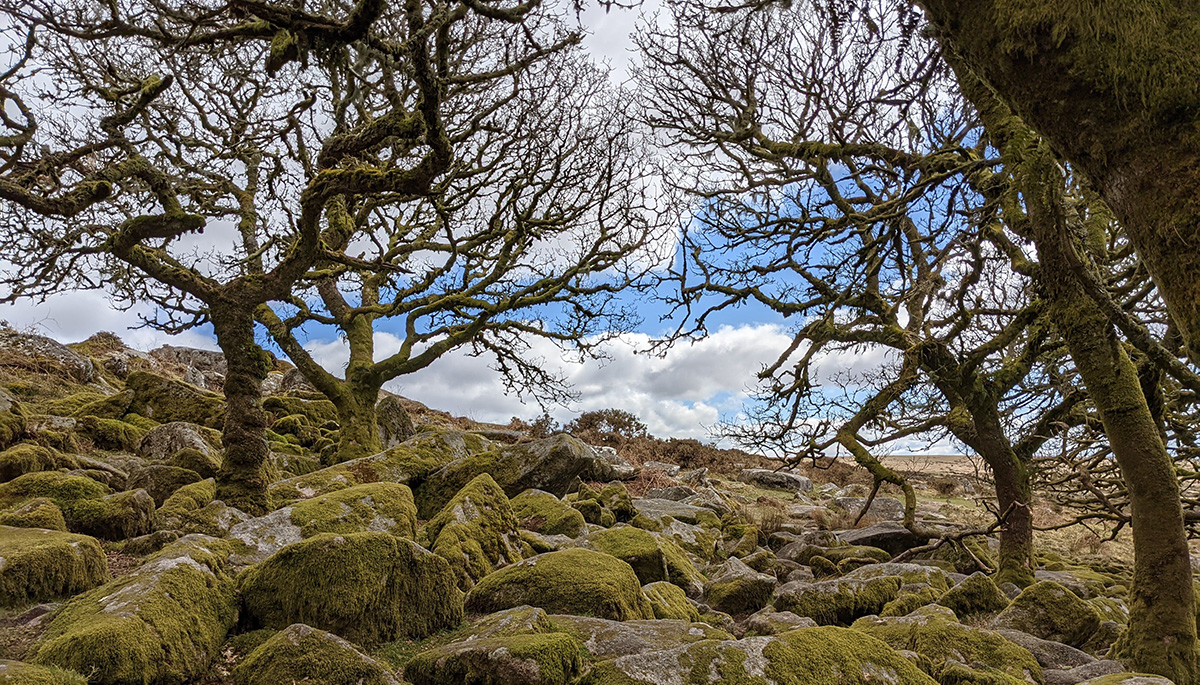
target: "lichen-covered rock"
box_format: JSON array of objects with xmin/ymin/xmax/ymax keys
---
[
  {"xmin": 879, "ymin": 587, "xmax": 941, "ymax": 618},
  {"xmin": 0, "ymin": 390, "xmax": 26, "ymax": 451},
  {"xmin": 991, "ymin": 581, "xmax": 1101, "ymax": 648},
  {"xmin": 233, "ymin": 623, "xmax": 401, "ymax": 685},
  {"xmin": 938, "ymin": 572, "xmax": 1010, "ymax": 618},
  {"xmin": 229, "ymin": 482, "xmax": 418, "ymax": 565},
  {"xmin": 405, "ymin": 632, "xmax": 587, "ymax": 685},
  {"xmin": 0, "ymin": 659, "xmax": 87, "ymax": 684},
  {"xmin": 127, "ymin": 465, "xmax": 202, "ymax": 506},
  {"xmin": 574, "ymin": 482, "xmax": 636, "ymax": 524},
  {"xmin": 262, "ymin": 394, "xmax": 337, "ymax": 426},
  {"xmin": 831, "ymin": 496, "xmax": 907, "ymax": 522},
  {"xmin": 123, "ymin": 371, "xmax": 225, "ymax": 429},
  {"xmin": 511, "ymin": 489, "xmax": 586, "ymax": 538},
  {"xmin": 376, "ymin": 395, "xmax": 415, "ymax": 449},
  {"xmin": 0, "ymin": 444, "xmax": 77, "ymax": 483},
  {"xmin": 773, "ymin": 576, "xmax": 902, "ymax": 625},
  {"xmin": 547, "ymin": 615, "xmax": 732, "ymax": 660},
  {"xmin": 842, "ymin": 562, "xmax": 951, "ymax": 592},
  {"xmin": 737, "ymin": 468, "xmax": 813, "ymax": 493},
  {"xmin": 852, "ymin": 605, "xmax": 1043, "ymax": 685},
  {"xmin": 631, "ymin": 498, "xmax": 722, "ymax": 529},
  {"xmin": 703, "ymin": 556, "xmax": 776, "ymax": 616},
  {"xmin": 138, "ymin": 422, "xmax": 219, "ymax": 462},
  {"xmin": 835, "ymin": 522, "xmax": 930, "ymax": 556},
  {"xmin": 658, "ymin": 518, "xmax": 721, "ymax": 564},
  {"xmin": 0, "ymin": 497, "xmax": 66, "ymax": 531},
  {"xmin": 0, "ymin": 471, "xmax": 109, "ymax": 510},
  {"xmin": 465, "ymin": 548, "xmax": 655, "ymax": 621},
  {"xmin": 163, "ymin": 448, "xmax": 220, "ymax": 479},
  {"xmin": 269, "ymin": 429, "xmax": 494, "ymax": 505},
  {"xmin": 0, "ymin": 329, "xmax": 94, "ymax": 383},
  {"xmin": 993, "ymin": 629, "xmax": 1095, "ymax": 671},
  {"xmin": 238, "ymin": 532, "xmax": 462, "ymax": 644},
  {"xmin": 415, "ymin": 434, "xmax": 623, "ymax": 518},
  {"xmin": 741, "ymin": 607, "xmax": 817, "ymax": 637},
  {"xmin": 642, "ymin": 581, "xmax": 699, "ymax": 621},
  {"xmin": 29, "ymin": 535, "xmax": 237, "ymax": 685},
  {"xmin": 0, "ymin": 526, "xmax": 109, "ymax": 607},
  {"xmin": 581, "ymin": 625, "xmax": 936, "ymax": 685},
  {"xmin": 582, "ymin": 526, "xmax": 670, "ymax": 585},
  {"xmin": 419, "ymin": 473, "xmax": 525, "ymax": 589},
  {"xmin": 1076, "ymin": 674, "xmax": 1173, "ymax": 684},
  {"xmin": 778, "ymin": 542, "xmax": 893, "ymax": 567}
]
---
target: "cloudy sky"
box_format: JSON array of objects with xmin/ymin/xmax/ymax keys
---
[{"xmin": 0, "ymin": 5, "xmax": 935, "ymax": 452}]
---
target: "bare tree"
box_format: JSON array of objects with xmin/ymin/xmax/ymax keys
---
[{"xmin": 0, "ymin": 0, "xmax": 588, "ymax": 512}]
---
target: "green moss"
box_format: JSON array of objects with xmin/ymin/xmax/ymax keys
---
[
  {"xmin": 30, "ymin": 535, "xmax": 237, "ymax": 684},
  {"xmin": 790, "ymin": 544, "xmax": 892, "ymax": 565},
  {"xmin": 77, "ymin": 416, "xmax": 148, "ymax": 452},
  {"xmin": 923, "ymin": 537, "xmax": 996, "ymax": 575},
  {"xmin": 72, "ymin": 391, "xmax": 133, "ymax": 420},
  {"xmin": 418, "ymin": 473, "xmax": 525, "ymax": 589},
  {"xmin": 0, "ymin": 444, "xmax": 76, "ymax": 483},
  {"xmin": 0, "ymin": 471, "xmax": 109, "ymax": 509},
  {"xmin": 510, "ymin": 489, "xmax": 586, "ymax": 537},
  {"xmin": 658, "ymin": 534, "xmax": 706, "ymax": 594},
  {"xmin": 0, "ymin": 660, "xmax": 87, "ymax": 684},
  {"xmin": 290, "ymin": 481, "xmax": 417, "ymax": 539},
  {"xmin": 881, "ymin": 587, "xmax": 942, "ymax": 617},
  {"xmin": 586, "ymin": 526, "xmax": 668, "ymax": 584},
  {"xmin": 582, "ymin": 626, "xmax": 936, "ymax": 685},
  {"xmin": 571, "ymin": 498, "xmax": 607, "ymax": 525},
  {"xmin": 0, "ymin": 525, "xmax": 109, "ymax": 607},
  {"xmin": 157, "ymin": 478, "xmax": 217, "ymax": 528},
  {"xmin": 938, "ymin": 574, "xmax": 1010, "ymax": 618},
  {"xmin": 992, "ymin": 580, "xmax": 1101, "ymax": 647},
  {"xmin": 724, "ymin": 523, "xmax": 761, "ymax": 558},
  {"xmin": 464, "ymin": 548, "xmax": 655, "ymax": 621},
  {"xmin": 64, "ymin": 489, "xmax": 156, "ymax": 541},
  {"xmin": 0, "ymin": 497, "xmax": 66, "ymax": 531},
  {"xmin": 124, "ymin": 371, "xmax": 225, "ymax": 428},
  {"xmin": 599, "ymin": 483, "xmax": 636, "ymax": 522},
  {"xmin": 852, "ymin": 607, "xmax": 1042, "ymax": 685},
  {"xmin": 164, "ymin": 448, "xmax": 220, "ymax": 479},
  {"xmin": 238, "ymin": 531, "xmax": 463, "ymax": 645},
  {"xmin": 120, "ymin": 413, "xmax": 158, "ymax": 431},
  {"xmin": 263, "ymin": 395, "xmax": 338, "ymax": 425},
  {"xmin": 810, "ymin": 555, "xmax": 839, "ymax": 578},
  {"xmin": 773, "ymin": 576, "xmax": 902, "ymax": 625},
  {"xmin": 405, "ymin": 632, "xmax": 586, "ymax": 685},
  {"xmin": 643, "ymin": 580, "xmax": 700, "ymax": 620},
  {"xmin": 234, "ymin": 623, "xmax": 399, "ymax": 685},
  {"xmin": 630, "ymin": 513, "xmax": 662, "ymax": 532},
  {"xmin": 270, "ymin": 414, "xmax": 321, "ymax": 448},
  {"xmin": 39, "ymin": 392, "xmax": 107, "ymax": 417}
]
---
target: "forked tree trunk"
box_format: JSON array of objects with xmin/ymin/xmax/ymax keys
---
[
  {"xmin": 211, "ymin": 305, "xmax": 274, "ymax": 515},
  {"xmin": 330, "ymin": 382, "xmax": 384, "ymax": 464}
]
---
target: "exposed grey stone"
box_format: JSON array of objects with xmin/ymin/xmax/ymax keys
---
[
  {"xmin": 737, "ymin": 468, "xmax": 813, "ymax": 493},
  {"xmin": 831, "ymin": 496, "xmax": 906, "ymax": 522}
]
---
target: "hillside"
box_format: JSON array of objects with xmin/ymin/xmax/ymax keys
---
[{"xmin": 0, "ymin": 329, "xmax": 1156, "ymax": 684}]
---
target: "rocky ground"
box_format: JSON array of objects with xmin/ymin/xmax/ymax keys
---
[{"xmin": 0, "ymin": 328, "xmax": 1175, "ymax": 684}]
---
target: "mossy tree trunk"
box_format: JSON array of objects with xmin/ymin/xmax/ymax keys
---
[
  {"xmin": 917, "ymin": 0, "xmax": 1200, "ymax": 365},
  {"xmin": 1024, "ymin": 149, "xmax": 1198, "ymax": 684},
  {"xmin": 211, "ymin": 304, "xmax": 275, "ymax": 515},
  {"xmin": 966, "ymin": 408, "xmax": 1035, "ymax": 586}
]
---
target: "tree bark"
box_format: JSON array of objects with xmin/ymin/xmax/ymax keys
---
[
  {"xmin": 918, "ymin": 0, "xmax": 1200, "ymax": 366},
  {"xmin": 211, "ymin": 304, "xmax": 275, "ymax": 515},
  {"xmin": 330, "ymin": 381, "xmax": 384, "ymax": 464},
  {"xmin": 968, "ymin": 409, "xmax": 1035, "ymax": 587},
  {"xmin": 1024, "ymin": 149, "xmax": 1198, "ymax": 683}
]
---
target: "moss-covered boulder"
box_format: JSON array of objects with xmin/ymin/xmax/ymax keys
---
[
  {"xmin": 156, "ymin": 478, "xmax": 218, "ymax": 530},
  {"xmin": 0, "ymin": 659, "xmax": 87, "ymax": 684},
  {"xmin": 511, "ymin": 489, "xmax": 586, "ymax": 538},
  {"xmin": 415, "ymin": 434, "xmax": 625, "ymax": 518},
  {"xmin": 238, "ymin": 532, "xmax": 462, "ymax": 644},
  {"xmin": 419, "ymin": 473, "xmax": 526, "ymax": 589},
  {"xmin": 137, "ymin": 421, "xmax": 219, "ymax": 461},
  {"xmin": 0, "ymin": 526, "xmax": 109, "ymax": 607},
  {"xmin": 465, "ymin": 548, "xmax": 655, "ymax": 621},
  {"xmin": 0, "ymin": 472, "xmax": 154, "ymax": 540},
  {"xmin": 0, "ymin": 444, "xmax": 77, "ymax": 483},
  {"xmin": 76, "ymin": 416, "xmax": 147, "ymax": 452},
  {"xmin": 162, "ymin": 448, "xmax": 220, "ymax": 479},
  {"xmin": 773, "ymin": 576, "xmax": 902, "ymax": 625},
  {"xmin": 233, "ymin": 623, "xmax": 401, "ymax": 685},
  {"xmin": 547, "ymin": 615, "xmax": 731, "ymax": 660},
  {"xmin": 0, "ymin": 497, "xmax": 66, "ymax": 531},
  {"xmin": 229, "ymin": 482, "xmax": 417, "ymax": 565},
  {"xmin": 938, "ymin": 573, "xmax": 1010, "ymax": 619},
  {"xmin": 29, "ymin": 535, "xmax": 237, "ymax": 685},
  {"xmin": 853, "ymin": 605, "xmax": 1043, "ymax": 685},
  {"xmin": 702, "ymin": 556, "xmax": 777, "ymax": 616},
  {"xmin": 843, "ymin": 562, "xmax": 952, "ymax": 592},
  {"xmin": 123, "ymin": 371, "xmax": 225, "ymax": 428},
  {"xmin": 406, "ymin": 632, "xmax": 587, "ymax": 685},
  {"xmin": 880, "ymin": 586, "xmax": 942, "ymax": 618},
  {"xmin": 642, "ymin": 581, "xmax": 699, "ymax": 621},
  {"xmin": 991, "ymin": 581, "xmax": 1101, "ymax": 649},
  {"xmin": 742, "ymin": 607, "xmax": 818, "ymax": 637},
  {"xmin": 582, "ymin": 526, "xmax": 669, "ymax": 585},
  {"xmin": 376, "ymin": 395, "xmax": 415, "ymax": 448},
  {"xmin": 269, "ymin": 429, "xmax": 494, "ymax": 506},
  {"xmin": 263, "ymin": 394, "xmax": 338, "ymax": 426},
  {"xmin": 582, "ymin": 625, "xmax": 936, "ymax": 685},
  {"xmin": 127, "ymin": 465, "xmax": 202, "ymax": 506},
  {"xmin": 0, "ymin": 389, "xmax": 27, "ymax": 451}
]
